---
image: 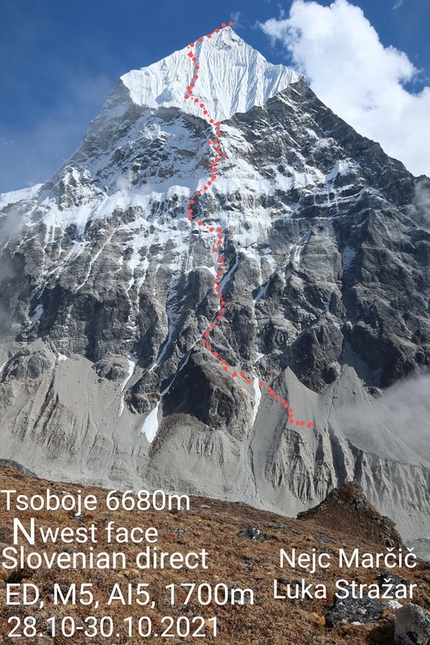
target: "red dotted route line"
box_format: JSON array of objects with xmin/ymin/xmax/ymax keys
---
[{"xmin": 183, "ymin": 23, "xmax": 313, "ymax": 429}]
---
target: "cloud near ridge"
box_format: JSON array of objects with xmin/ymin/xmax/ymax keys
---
[{"xmin": 260, "ymin": 0, "xmax": 430, "ymax": 177}]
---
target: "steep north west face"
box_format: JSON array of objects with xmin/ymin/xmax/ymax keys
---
[{"xmin": 0, "ymin": 28, "xmax": 429, "ymax": 545}]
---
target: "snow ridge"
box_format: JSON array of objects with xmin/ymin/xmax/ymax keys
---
[{"xmin": 120, "ymin": 27, "xmax": 299, "ymax": 123}]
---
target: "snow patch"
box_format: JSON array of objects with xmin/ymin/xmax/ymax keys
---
[
  {"xmin": 140, "ymin": 402, "xmax": 160, "ymax": 443},
  {"xmin": 220, "ymin": 255, "xmax": 240, "ymax": 290},
  {"xmin": 119, "ymin": 356, "xmax": 139, "ymax": 417},
  {"xmin": 253, "ymin": 283, "xmax": 269, "ymax": 303},
  {"xmin": 29, "ymin": 304, "xmax": 43, "ymax": 328},
  {"xmin": 251, "ymin": 377, "xmax": 262, "ymax": 425},
  {"xmin": 156, "ymin": 300, "xmax": 180, "ymax": 366},
  {"xmin": 290, "ymin": 229, "xmax": 312, "ymax": 267},
  {"xmin": 121, "ymin": 356, "xmax": 139, "ymax": 392},
  {"xmin": 342, "ymin": 245, "xmax": 357, "ymax": 270}
]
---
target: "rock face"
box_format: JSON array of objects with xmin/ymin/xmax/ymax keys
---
[
  {"xmin": 326, "ymin": 595, "xmax": 383, "ymax": 627},
  {"xmin": 0, "ymin": 29, "xmax": 430, "ymax": 545}
]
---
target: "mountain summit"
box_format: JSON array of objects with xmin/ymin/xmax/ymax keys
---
[
  {"xmin": 119, "ymin": 27, "xmax": 299, "ymax": 121},
  {"xmin": 0, "ymin": 27, "xmax": 429, "ymax": 550},
  {"xmin": 62, "ymin": 27, "xmax": 299, "ymax": 196}
]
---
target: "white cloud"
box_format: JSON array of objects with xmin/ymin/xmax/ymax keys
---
[
  {"xmin": 338, "ymin": 374, "xmax": 430, "ymax": 463},
  {"xmin": 230, "ymin": 11, "xmax": 243, "ymax": 28},
  {"xmin": 260, "ymin": 0, "xmax": 430, "ymax": 177},
  {"xmin": 407, "ymin": 176, "xmax": 430, "ymax": 229}
]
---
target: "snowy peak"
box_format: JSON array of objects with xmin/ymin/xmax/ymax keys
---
[
  {"xmin": 55, "ymin": 27, "xmax": 299, "ymax": 195},
  {"xmin": 120, "ymin": 27, "xmax": 299, "ymax": 122}
]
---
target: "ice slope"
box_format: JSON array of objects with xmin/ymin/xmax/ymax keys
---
[{"xmin": 120, "ymin": 27, "xmax": 299, "ymax": 122}]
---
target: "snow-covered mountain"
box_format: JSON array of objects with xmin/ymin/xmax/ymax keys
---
[
  {"xmin": 0, "ymin": 27, "xmax": 430, "ymax": 547},
  {"xmin": 121, "ymin": 27, "xmax": 299, "ymax": 121}
]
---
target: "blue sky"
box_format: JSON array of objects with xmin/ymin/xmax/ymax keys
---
[{"xmin": 1, "ymin": 0, "xmax": 429, "ymax": 192}]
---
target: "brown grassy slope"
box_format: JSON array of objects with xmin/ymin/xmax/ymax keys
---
[{"xmin": 0, "ymin": 466, "xmax": 429, "ymax": 645}]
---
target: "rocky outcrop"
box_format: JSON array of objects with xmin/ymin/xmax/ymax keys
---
[
  {"xmin": 395, "ymin": 604, "xmax": 430, "ymax": 645},
  {"xmin": 298, "ymin": 482, "xmax": 403, "ymax": 548}
]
